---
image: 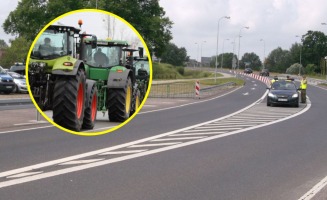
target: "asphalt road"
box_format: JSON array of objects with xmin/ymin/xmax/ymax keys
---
[{"xmin": 0, "ymin": 75, "xmax": 327, "ymax": 200}]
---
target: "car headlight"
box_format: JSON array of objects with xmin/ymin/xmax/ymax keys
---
[
  {"xmin": 292, "ymin": 93, "xmax": 299, "ymax": 98},
  {"xmin": 268, "ymin": 92, "xmax": 276, "ymax": 98}
]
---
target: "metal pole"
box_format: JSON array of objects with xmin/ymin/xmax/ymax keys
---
[
  {"xmin": 201, "ymin": 41, "xmax": 206, "ymax": 67},
  {"xmin": 237, "ymin": 26, "xmax": 249, "ymax": 71},
  {"xmin": 260, "ymin": 39, "xmax": 265, "ymax": 69},
  {"xmin": 215, "ymin": 16, "xmax": 230, "ymax": 82}
]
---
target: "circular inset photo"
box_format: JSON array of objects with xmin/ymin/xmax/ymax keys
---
[{"xmin": 26, "ymin": 9, "xmax": 152, "ymax": 136}]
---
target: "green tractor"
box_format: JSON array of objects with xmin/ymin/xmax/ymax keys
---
[
  {"xmin": 28, "ymin": 25, "xmax": 98, "ymax": 131},
  {"xmin": 80, "ymin": 38, "xmax": 150, "ymax": 121}
]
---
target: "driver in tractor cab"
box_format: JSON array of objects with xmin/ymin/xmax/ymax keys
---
[
  {"xmin": 138, "ymin": 64, "xmax": 148, "ymax": 77},
  {"xmin": 39, "ymin": 37, "xmax": 54, "ymax": 55},
  {"xmin": 94, "ymin": 48, "xmax": 108, "ymax": 67}
]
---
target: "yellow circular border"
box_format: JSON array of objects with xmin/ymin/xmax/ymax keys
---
[{"xmin": 26, "ymin": 9, "xmax": 153, "ymax": 136}]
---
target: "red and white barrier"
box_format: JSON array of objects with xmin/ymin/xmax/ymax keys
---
[{"xmin": 195, "ymin": 80, "xmax": 200, "ymax": 98}]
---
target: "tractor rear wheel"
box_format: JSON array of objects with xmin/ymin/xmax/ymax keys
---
[
  {"xmin": 82, "ymin": 84, "xmax": 98, "ymax": 129},
  {"xmin": 107, "ymin": 77, "xmax": 132, "ymax": 122},
  {"xmin": 53, "ymin": 70, "xmax": 86, "ymax": 131},
  {"xmin": 130, "ymin": 89, "xmax": 140, "ymax": 116}
]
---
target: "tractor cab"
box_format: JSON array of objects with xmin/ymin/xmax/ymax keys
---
[
  {"xmin": 81, "ymin": 39, "xmax": 129, "ymax": 68},
  {"xmin": 31, "ymin": 25, "xmax": 81, "ymax": 61}
]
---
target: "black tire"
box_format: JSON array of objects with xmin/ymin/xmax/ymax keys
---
[
  {"xmin": 82, "ymin": 84, "xmax": 98, "ymax": 129},
  {"xmin": 107, "ymin": 77, "xmax": 132, "ymax": 122},
  {"xmin": 53, "ymin": 70, "xmax": 86, "ymax": 131},
  {"xmin": 130, "ymin": 89, "xmax": 140, "ymax": 116}
]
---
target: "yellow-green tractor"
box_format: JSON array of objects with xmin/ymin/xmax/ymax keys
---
[{"xmin": 28, "ymin": 25, "xmax": 98, "ymax": 131}]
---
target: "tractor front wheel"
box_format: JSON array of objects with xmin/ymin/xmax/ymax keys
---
[
  {"xmin": 82, "ymin": 84, "xmax": 98, "ymax": 129},
  {"xmin": 107, "ymin": 77, "xmax": 132, "ymax": 122},
  {"xmin": 53, "ymin": 70, "xmax": 86, "ymax": 131}
]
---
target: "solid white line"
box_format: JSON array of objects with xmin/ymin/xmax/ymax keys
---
[
  {"xmin": 151, "ymin": 137, "xmax": 205, "ymax": 142},
  {"xmin": 0, "ymin": 125, "xmax": 54, "ymax": 135},
  {"xmin": 128, "ymin": 143, "xmax": 182, "ymax": 148},
  {"xmin": 169, "ymin": 132, "xmax": 226, "ymax": 136},
  {"xmin": 14, "ymin": 121, "xmax": 48, "ymax": 126},
  {"xmin": 58, "ymin": 159, "xmax": 104, "ymax": 165},
  {"xmin": 0, "ymin": 90, "xmax": 311, "ymax": 189},
  {"xmin": 99, "ymin": 150, "xmax": 148, "ymax": 155},
  {"xmin": 298, "ymin": 175, "xmax": 327, "ymax": 200},
  {"xmin": 138, "ymin": 86, "xmax": 242, "ymax": 114},
  {"xmin": 7, "ymin": 171, "xmax": 43, "ymax": 179}
]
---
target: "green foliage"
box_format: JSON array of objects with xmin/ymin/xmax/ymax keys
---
[
  {"xmin": 210, "ymin": 53, "xmax": 237, "ymax": 68},
  {"xmin": 0, "ymin": 37, "xmax": 31, "ymax": 68},
  {"xmin": 153, "ymin": 62, "xmax": 214, "ymax": 79},
  {"xmin": 161, "ymin": 43, "xmax": 188, "ymax": 66},
  {"xmin": 0, "ymin": 39, "xmax": 8, "ymax": 49},
  {"xmin": 241, "ymin": 52, "xmax": 262, "ymax": 70},
  {"xmin": 305, "ymin": 64, "xmax": 319, "ymax": 75},
  {"xmin": 266, "ymin": 47, "xmax": 292, "ymax": 73},
  {"xmin": 286, "ymin": 63, "xmax": 303, "ymax": 75},
  {"xmin": 2, "ymin": 0, "xmax": 172, "ymax": 57},
  {"xmin": 302, "ymin": 31, "xmax": 327, "ymax": 71}
]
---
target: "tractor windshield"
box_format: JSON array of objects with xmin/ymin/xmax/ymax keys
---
[
  {"xmin": 84, "ymin": 45, "xmax": 121, "ymax": 68},
  {"xmin": 134, "ymin": 60, "xmax": 150, "ymax": 76},
  {"xmin": 31, "ymin": 29, "xmax": 73, "ymax": 60}
]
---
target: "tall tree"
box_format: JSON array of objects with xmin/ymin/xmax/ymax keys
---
[
  {"xmin": 0, "ymin": 37, "xmax": 31, "ymax": 68},
  {"xmin": 161, "ymin": 43, "xmax": 188, "ymax": 66},
  {"xmin": 266, "ymin": 47, "xmax": 292, "ymax": 73},
  {"xmin": 2, "ymin": 0, "xmax": 172, "ymax": 57},
  {"xmin": 241, "ymin": 52, "xmax": 262, "ymax": 70},
  {"xmin": 0, "ymin": 39, "xmax": 8, "ymax": 49},
  {"xmin": 301, "ymin": 30, "xmax": 327, "ymax": 73}
]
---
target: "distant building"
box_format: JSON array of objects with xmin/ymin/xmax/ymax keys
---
[{"xmin": 201, "ymin": 57, "xmax": 211, "ymax": 66}]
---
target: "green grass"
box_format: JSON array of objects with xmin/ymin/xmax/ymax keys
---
[
  {"xmin": 200, "ymin": 78, "xmax": 245, "ymax": 86},
  {"xmin": 153, "ymin": 62, "xmax": 217, "ymax": 80}
]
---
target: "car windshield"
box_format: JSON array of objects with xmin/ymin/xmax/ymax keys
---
[
  {"xmin": 84, "ymin": 45, "xmax": 121, "ymax": 67},
  {"xmin": 31, "ymin": 29, "xmax": 71, "ymax": 59},
  {"xmin": 271, "ymin": 81, "xmax": 296, "ymax": 90}
]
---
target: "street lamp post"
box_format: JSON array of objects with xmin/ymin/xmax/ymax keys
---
[
  {"xmin": 221, "ymin": 38, "xmax": 229, "ymax": 69},
  {"xmin": 200, "ymin": 41, "xmax": 206, "ymax": 67},
  {"xmin": 261, "ymin": 39, "xmax": 266, "ymax": 69},
  {"xmin": 194, "ymin": 42, "xmax": 199, "ymax": 68},
  {"xmin": 215, "ymin": 16, "xmax": 230, "ymax": 82},
  {"xmin": 237, "ymin": 26, "xmax": 249, "ymax": 71},
  {"xmin": 322, "ymin": 23, "xmax": 327, "ymax": 81},
  {"xmin": 295, "ymin": 35, "xmax": 302, "ymax": 75}
]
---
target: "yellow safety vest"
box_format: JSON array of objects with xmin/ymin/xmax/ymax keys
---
[{"xmin": 301, "ymin": 79, "xmax": 307, "ymax": 89}]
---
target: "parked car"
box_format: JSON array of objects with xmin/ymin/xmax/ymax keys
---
[
  {"xmin": 244, "ymin": 68, "xmax": 253, "ymax": 74},
  {"xmin": 267, "ymin": 80, "xmax": 299, "ymax": 107},
  {"xmin": 9, "ymin": 62, "xmax": 25, "ymax": 75},
  {"xmin": 0, "ymin": 66, "xmax": 15, "ymax": 94},
  {"xmin": 7, "ymin": 72, "xmax": 27, "ymax": 93},
  {"xmin": 260, "ymin": 69, "xmax": 269, "ymax": 76}
]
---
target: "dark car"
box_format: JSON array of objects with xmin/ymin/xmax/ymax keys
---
[
  {"xmin": 260, "ymin": 69, "xmax": 269, "ymax": 76},
  {"xmin": 0, "ymin": 66, "xmax": 15, "ymax": 94},
  {"xmin": 244, "ymin": 68, "xmax": 253, "ymax": 74},
  {"xmin": 267, "ymin": 80, "xmax": 299, "ymax": 107}
]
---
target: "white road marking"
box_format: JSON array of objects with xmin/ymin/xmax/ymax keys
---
[
  {"xmin": 151, "ymin": 137, "xmax": 205, "ymax": 142},
  {"xmin": 58, "ymin": 159, "xmax": 104, "ymax": 165},
  {"xmin": 7, "ymin": 172, "xmax": 43, "ymax": 179},
  {"xmin": 168, "ymin": 132, "xmax": 226, "ymax": 136},
  {"xmin": 143, "ymin": 105, "xmax": 157, "ymax": 107},
  {"xmin": 99, "ymin": 150, "xmax": 148, "ymax": 155},
  {"xmin": 0, "ymin": 125, "xmax": 54, "ymax": 135},
  {"xmin": 298, "ymin": 175, "xmax": 327, "ymax": 200},
  {"xmin": 185, "ymin": 127, "xmax": 241, "ymax": 132},
  {"xmin": 243, "ymin": 92, "xmax": 249, "ymax": 95},
  {"xmin": 128, "ymin": 143, "xmax": 182, "ymax": 148},
  {"xmin": 0, "ymin": 91, "xmax": 311, "ymax": 189}
]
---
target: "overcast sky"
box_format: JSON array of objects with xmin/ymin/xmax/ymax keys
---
[
  {"xmin": 2, "ymin": 0, "xmax": 327, "ymax": 62},
  {"xmin": 160, "ymin": 0, "xmax": 327, "ymax": 62}
]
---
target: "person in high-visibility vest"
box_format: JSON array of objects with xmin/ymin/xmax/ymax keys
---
[
  {"xmin": 271, "ymin": 76, "xmax": 278, "ymax": 85},
  {"xmin": 300, "ymin": 75, "xmax": 307, "ymax": 103}
]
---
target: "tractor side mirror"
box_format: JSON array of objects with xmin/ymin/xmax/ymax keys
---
[{"xmin": 138, "ymin": 47, "xmax": 144, "ymax": 58}]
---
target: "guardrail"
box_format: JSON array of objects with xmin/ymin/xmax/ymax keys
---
[{"xmin": 149, "ymin": 81, "xmax": 236, "ymax": 98}]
